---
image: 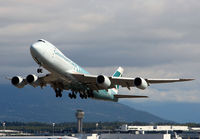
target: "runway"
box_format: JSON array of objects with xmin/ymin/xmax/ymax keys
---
[{"xmin": 0, "ymin": 136, "xmax": 77, "ymax": 139}]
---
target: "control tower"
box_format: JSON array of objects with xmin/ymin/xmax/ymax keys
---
[{"xmin": 75, "ymin": 109, "xmax": 85, "ymax": 133}]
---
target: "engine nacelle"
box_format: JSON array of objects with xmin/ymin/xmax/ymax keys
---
[
  {"xmin": 26, "ymin": 74, "xmax": 38, "ymax": 84},
  {"xmin": 11, "ymin": 76, "xmax": 26, "ymax": 88},
  {"xmin": 134, "ymin": 77, "xmax": 148, "ymax": 90},
  {"xmin": 96, "ymin": 75, "xmax": 111, "ymax": 89}
]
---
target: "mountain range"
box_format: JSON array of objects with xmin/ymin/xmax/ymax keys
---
[{"xmin": 0, "ymin": 84, "xmax": 168, "ymax": 123}]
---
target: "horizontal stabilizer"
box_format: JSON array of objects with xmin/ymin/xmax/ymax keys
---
[{"xmin": 114, "ymin": 94, "xmax": 148, "ymax": 98}]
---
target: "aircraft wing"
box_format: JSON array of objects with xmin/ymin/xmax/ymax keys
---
[
  {"xmin": 19, "ymin": 73, "xmax": 71, "ymax": 89},
  {"xmin": 109, "ymin": 77, "xmax": 193, "ymax": 86},
  {"xmin": 11, "ymin": 72, "xmax": 193, "ymax": 92},
  {"xmin": 72, "ymin": 73, "xmax": 194, "ymax": 90}
]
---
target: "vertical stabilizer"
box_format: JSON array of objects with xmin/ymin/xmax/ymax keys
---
[
  {"xmin": 113, "ymin": 67, "xmax": 124, "ymax": 78},
  {"xmin": 111, "ymin": 67, "xmax": 124, "ymax": 94}
]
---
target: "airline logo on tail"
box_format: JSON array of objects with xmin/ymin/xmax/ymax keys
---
[{"xmin": 112, "ymin": 67, "xmax": 124, "ymax": 93}]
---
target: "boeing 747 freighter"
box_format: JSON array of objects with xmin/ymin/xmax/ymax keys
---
[{"xmin": 10, "ymin": 39, "xmax": 194, "ymax": 102}]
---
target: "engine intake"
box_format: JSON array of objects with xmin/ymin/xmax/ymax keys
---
[
  {"xmin": 11, "ymin": 76, "xmax": 26, "ymax": 88},
  {"xmin": 26, "ymin": 74, "xmax": 38, "ymax": 84},
  {"xmin": 12, "ymin": 76, "xmax": 22, "ymax": 85},
  {"xmin": 96, "ymin": 75, "xmax": 111, "ymax": 89},
  {"xmin": 134, "ymin": 77, "xmax": 148, "ymax": 90}
]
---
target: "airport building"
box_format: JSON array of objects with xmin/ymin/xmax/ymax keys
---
[
  {"xmin": 120, "ymin": 124, "xmax": 190, "ymax": 132},
  {"xmin": 0, "ymin": 130, "xmax": 31, "ymax": 136}
]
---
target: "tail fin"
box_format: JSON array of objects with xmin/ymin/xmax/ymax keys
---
[
  {"xmin": 111, "ymin": 67, "xmax": 124, "ymax": 94},
  {"xmin": 113, "ymin": 67, "xmax": 124, "ymax": 78}
]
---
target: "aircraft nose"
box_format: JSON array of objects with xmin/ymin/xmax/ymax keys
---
[
  {"xmin": 30, "ymin": 43, "xmax": 39, "ymax": 56},
  {"xmin": 30, "ymin": 42, "xmax": 44, "ymax": 57}
]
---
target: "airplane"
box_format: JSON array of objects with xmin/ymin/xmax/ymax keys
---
[{"xmin": 10, "ymin": 39, "xmax": 194, "ymax": 102}]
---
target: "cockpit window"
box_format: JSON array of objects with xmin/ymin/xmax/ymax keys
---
[{"xmin": 38, "ymin": 39, "xmax": 45, "ymax": 43}]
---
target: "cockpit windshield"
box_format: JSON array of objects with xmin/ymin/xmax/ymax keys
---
[{"xmin": 38, "ymin": 39, "xmax": 45, "ymax": 43}]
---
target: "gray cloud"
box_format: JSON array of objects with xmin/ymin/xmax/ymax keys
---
[{"xmin": 0, "ymin": 0, "xmax": 199, "ymax": 102}]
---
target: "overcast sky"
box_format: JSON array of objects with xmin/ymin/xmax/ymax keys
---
[{"xmin": 1, "ymin": 0, "xmax": 200, "ymax": 103}]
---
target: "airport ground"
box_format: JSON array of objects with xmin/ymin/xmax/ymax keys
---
[{"xmin": 1, "ymin": 122, "xmax": 200, "ymax": 135}]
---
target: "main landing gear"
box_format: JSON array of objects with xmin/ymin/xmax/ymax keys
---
[
  {"xmin": 68, "ymin": 92, "xmax": 76, "ymax": 99},
  {"xmin": 68, "ymin": 90, "xmax": 94, "ymax": 99},
  {"xmin": 79, "ymin": 93, "xmax": 88, "ymax": 99},
  {"xmin": 55, "ymin": 88, "xmax": 62, "ymax": 97}
]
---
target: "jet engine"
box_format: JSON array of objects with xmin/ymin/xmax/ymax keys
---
[
  {"xmin": 26, "ymin": 74, "xmax": 38, "ymax": 84},
  {"xmin": 134, "ymin": 77, "xmax": 148, "ymax": 90},
  {"xmin": 11, "ymin": 76, "xmax": 26, "ymax": 88},
  {"xmin": 96, "ymin": 75, "xmax": 111, "ymax": 89}
]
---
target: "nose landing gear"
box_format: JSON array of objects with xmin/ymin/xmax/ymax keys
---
[{"xmin": 37, "ymin": 68, "xmax": 43, "ymax": 73}]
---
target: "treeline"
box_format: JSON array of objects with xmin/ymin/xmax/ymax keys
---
[{"xmin": 0, "ymin": 121, "xmax": 200, "ymax": 134}]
